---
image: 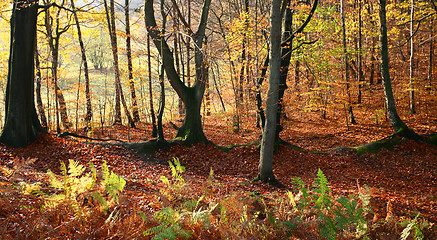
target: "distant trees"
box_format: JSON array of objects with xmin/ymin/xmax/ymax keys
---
[{"xmin": 1, "ymin": 0, "xmax": 436, "ymax": 149}]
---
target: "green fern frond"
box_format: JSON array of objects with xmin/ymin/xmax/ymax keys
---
[
  {"xmin": 104, "ymin": 172, "xmax": 126, "ymax": 204},
  {"xmin": 92, "ymin": 191, "xmax": 108, "ymax": 211},
  {"xmin": 313, "ymin": 168, "xmax": 330, "ymax": 195},
  {"xmin": 102, "ymin": 160, "xmax": 110, "ymax": 183}
]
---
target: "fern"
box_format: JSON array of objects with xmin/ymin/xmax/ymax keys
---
[
  {"xmin": 145, "ymin": 207, "xmax": 192, "ymax": 240},
  {"xmin": 312, "ymin": 168, "xmax": 332, "ymax": 210},
  {"xmin": 401, "ymin": 214, "xmax": 425, "ymax": 240},
  {"xmin": 39, "ymin": 160, "xmax": 125, "ymax": 216}
]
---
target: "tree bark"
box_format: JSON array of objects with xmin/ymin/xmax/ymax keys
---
[
  {"xmin": 125, "ymin": 0, "xmax": 140, "ymax": 123},
  {"xmin": 145, "ymin": 0, "xmax": 211, "ymax": 143},
  {"xmin": 104, "ymin": 0, "xmax": 135, "ymax": 127},
  {"xmin": 71, "ymin": 0, "xmax": 92, "ymax": 131},
  {"xmin": 147, "ymin": 33, "xmax": 157, "ymax": 138},
  {"xmin": 379, "ymin": 0, "xmax": 416, "ymax": 138},
  {"xmin": 44, "ymin": 6, "xmax": 72, "ymax": 131},
  {"xmin": 0, "ymin": 0, "xmax": 44, "ymax": 147},
  {"xmin": 341, "ymin": 0, "xmax": 356, "ymax": 124},
  {"xmin": 35, "ymin": 42, "xmax": 48, "ymax": 129},
  {"xmin": 259, "ymin": 0, "xmax": 281, "ymax": 183},
  {"xmin": 409, "ymin": 0, "xmax": 416, "ymax": 114},
  {"xmin": 427, "ymin": 19, "xmax": 433, "ymax": 92}
]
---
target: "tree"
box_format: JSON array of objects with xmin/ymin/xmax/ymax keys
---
[
  {"xmin": 144, "ymin": 0, "xmax": 211, "ymax": 143},
  {"xmin": 125, "ymin": 0, "xmax": 140, "ymax": 123},
  {"xmin": 409, "ymin": 0, "xmax": 416, "ymax": 114},
  {"xmin": 35, "ymin": 42, "xmax": 48, "ymax": 129},
  {"xmin": 276, "ymin": 0, "xmax": 318, "ymax": 139},
  {"xmin": 258, "ymin": 0, "xmax": 282, "ymax": 183},
  {"xmin": 0, "ymin": 0, "xmax": 44, "ymax": 147},
  {"xmin": 379, "ymin": 0, "xmax": 419, "ymax": 139},
  {"xmin": 340, "ymin": 0, "xmax": 356, "ymax": 124},
  {"xmin": 43, "ymin": 1, "xmax": 73, "ymax": 132},
  {"xmin": 103, "ymin": 0, "xmax": 135, "ymax": 128},
  {"xmin": 147, "ymin": 32, "xmax": 158, "ymax": 138},
  {"xmin": 70, "ymin": 0, "xmax": 93, "ymax": 132}
]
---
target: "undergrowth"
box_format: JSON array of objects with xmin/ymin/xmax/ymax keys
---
[{"xmin": 2, "ymin": 158, "xmax": 435, "ymax": 239}]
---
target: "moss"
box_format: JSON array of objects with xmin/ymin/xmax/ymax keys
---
[
  {"xmin": 427, "ymin": 134, "xmax": 437, "ymax": 146},
  {"xmin": 351, "ymin": 137, "xmax": 402, "ymax": 155}
]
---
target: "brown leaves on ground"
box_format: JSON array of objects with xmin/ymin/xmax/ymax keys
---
[{"xmin": 0, "ymin": 113, "xmax": 436, "ymax": 238}]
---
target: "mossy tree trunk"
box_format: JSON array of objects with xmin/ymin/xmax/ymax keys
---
[
  {"xmin": 0, "ymin": 0, "xmax": 44, "ymax": 147},
  {"xmin": 379, "ymin": 0, "xmax": 419, "ymax": 139}
]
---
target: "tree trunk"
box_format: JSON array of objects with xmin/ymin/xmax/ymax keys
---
[
  {"xmin": 125, "ymin": 0, "xmax": 140, "ymax": 122},
  {"xmin": 104, "ymin": 0, "xmax": 134, "ymax": 127},
  {"xmin": 427, "ymin": 19, "xmax": 433, "ymax": 92},
  {"xmin": 357, "ymin": 0, "xmax": 363, "ymax": 104},
  {"xmin": 145, "ymin": 0, "xmax": 210, "ymax": 144},
  {"xmin": 259, "ymin": 0, "xmax": 281, "ymax": 183},
  {"xmin": 71, "ymin": 0, "xmax": 92, "ymax": 131},
  {"xmin": 35, "ymin": 42, "xmax": 48, "ymax": 129},
  {"xmin": 340, "ymin": 0, "xmax": 356, "ymax": 124},
  {"xmin": 276, "ymin": 4, "xmax": 292, "ymax": 140},
  {"xmin": 379, "ymin": 0, "xmax": 417, "ymax": 138},
  {"xmin": 1, "ymin": 0, "xmax": 44, "ymax": 147},
  {"xmin": 409, "ymin": 0, "xmax": 416, "ymax": 114},
  {"xmin": 157, "ymin": 66, "xmax": 165, "ymax": 142},
  {"xmin": 44, "ymin": 7, "xmax": 72, "ymax": 131},
  {"xmin": 147, "ymin": 33, "xmax": 157, "ymax": 138}
]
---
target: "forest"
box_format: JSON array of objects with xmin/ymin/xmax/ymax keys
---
[{"xmin": 0, "ymin": 0, "xmax": 437, "ymax": 239}]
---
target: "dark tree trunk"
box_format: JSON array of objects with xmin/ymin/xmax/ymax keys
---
[
  {"xmin": 409, "ymin": 0, "xmax": 416, "ymax": 114},
  {"xmin": 275, "ymin": 0, "xmax": 318, "ymax": 138},
  {"xmin": 427, "ymin": 19, "xmax": 433, "ymax": 92},
  {"xmin": 259, "ymin": 0, "xmax": 282, "ymax": 184},
  {"xmin": 341, "ymin": 0, "xmax": 356, "ymax": 125},
  {"xmin": 357, "ymin": 0, "xmax": 363, "ymax": 104},
  {"xmin": 0, "ymin": 0, "xmax": 44, "ymax": 147},
  {"xmin": 379, "ymin": 0, "xmax": 418, "ymax": 140},
  {"xmin": 145, "ymin": 0, "xmax": 210, "ymax": 144},
  {"xmin": 276, "ymin": 4, "xmax": 293, "ymax": 140},
  {"xmin": 157, "ymin": 66, "xmax": 165, "ymax": 142}
]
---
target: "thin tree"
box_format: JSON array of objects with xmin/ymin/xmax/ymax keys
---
[
  {"xmin": 103, "ymin": 0, "xmax": 135, "ymax": 128},
  {"xmin": 1, "ymin": 0, "xmax": 44, "ymax": 147},
  {"xmin": 125, "ymin": 0, "xmax": 140, "ymax": 122},
  {"xmin": 35, "ymin": 42, "xmax": 48, "ymax": 129},
  {"xmin": 409, "ymin": 0, "xmax": 416, "ymax": 114},
  {"xmin": 340, "ymin": 0, "xmax": 356, "ymax": 124},
  {"xmin": 147, "ymin": 32, "xmax": 158, "ymax": 137},
  {"xmin": 70, "ymin": 0, "xmax": 92, "ymax": 131},
  {"xmin": 427, "ymin": 19, "xmax": 433, "ymax": 92},
  {"xmin": 43, "ymin": 2, "xmax": 73, "ymax": 132},
  {"xmin": 258, "ymin": 0, "xmax": 282, "ymax": 184}
]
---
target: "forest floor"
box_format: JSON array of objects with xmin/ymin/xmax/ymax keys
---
[{"xmin": 0, "ymin": 106, "xmax": 436, "ymax": 239}]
